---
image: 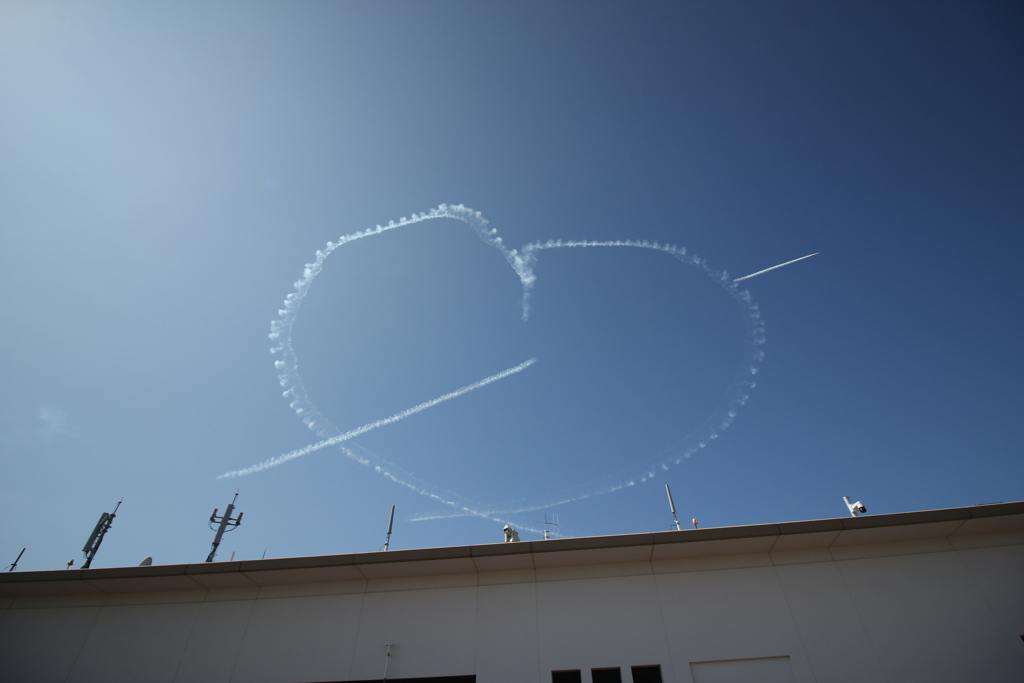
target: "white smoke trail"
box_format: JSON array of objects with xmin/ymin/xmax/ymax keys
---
[
  {"xmin": 733, "ymin": 252, "xmax": 819, "ymax": 282},
  {"xmin": 250, "ymin": 205, "xmax": 766, "ymax": 532},
  {"xmin": 292, "ymin": 439, "xmax": 547, "ymax": 534},
  {"xmin": 218, "ymin": 359, "xmax": 536, "ymax": 479},
  {"xmin": 408, "ymin": 237, "xmax": 767, "ymax": 520},
  {"xmin": 267, "ymin": 205, "xmax": 533, "ymax": 450}
]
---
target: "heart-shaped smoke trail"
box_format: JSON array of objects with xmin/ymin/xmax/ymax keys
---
[{"xmin": 218, "ymin": 205, "xmax": 766, "ymax": 525}]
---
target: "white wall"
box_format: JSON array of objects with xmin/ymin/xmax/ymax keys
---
[{"xmin": 2, "ymin": 538, "xmax": 1023, "ymax": 682}]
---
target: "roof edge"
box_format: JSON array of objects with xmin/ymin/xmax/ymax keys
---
[{"xmin": 3, "ymin": 501, "xmax": 1021, "ymax": 594}]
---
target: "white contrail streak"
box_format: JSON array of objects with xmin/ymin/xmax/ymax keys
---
[
  {"xmin": 218, "ymin": 358, "xmax": 536, "ymax": 479},
  {"xmin": 733, "ymin": 252, "xmax": 819, "ymax": 282},
  {"xmin": 254, "ymin": 204, "xmax": 767, "ymax": 534}
]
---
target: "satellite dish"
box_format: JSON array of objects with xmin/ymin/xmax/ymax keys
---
[{"xmin": 139, "ymin": 557, "xmax": 153, "ymax": 566}]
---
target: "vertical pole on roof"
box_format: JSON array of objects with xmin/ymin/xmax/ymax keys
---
[
  {"xmin": 665, "ymin": 485, "xmax": 682, "ymax": 531},
  {"xmin": 82, "ymin": 498, "xmax": 122, "ymax": 569},
  {"xmin": 383, "ymin": 505, "xmax": 395, "ymax": 551},
  {"xmin": 206, "ymin": 492, "xmax": 243, "ymax": 562}
]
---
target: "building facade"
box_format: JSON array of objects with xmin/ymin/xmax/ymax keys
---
[{"xmin": 2, "ymin": 502, "xmax": 1023, "ymax": 682}]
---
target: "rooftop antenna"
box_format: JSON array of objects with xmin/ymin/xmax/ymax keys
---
[
  {"xmin": 206, "ymin": 492, "xmax": 243, "ymax": 562},
  {"xmin": 6, "ymin": 548, "xmax": 25, "ymax": 572},
  {"xmin": 82, "ymin": 498, "xmax": 122, "ymax": 569},
  {"xmin": 665, "ymin": 485, "xmax": 682, "ymax": 531},
  {"xmin": 538, "ymin": 513, "xmax": 559, "ymax": 540},
  {"xmin": 383, "ymin": 505, "xmax": 396, "ymax": 551},
  {"xmin": 843, "ymin": 496, "xmax": 867, "ymax": 517}
]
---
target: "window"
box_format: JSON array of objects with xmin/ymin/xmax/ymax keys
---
[
  {"xmin": 553, "ymin": 665, "xmax": 664, "ymax": 683},
  {"xmin": 630, "ymin": 665, "xmax": 663, "ymax": 683},
  {"xmin": 348, "ymin": 677, "xmax": 474, "ymax": 683},
  {"xmin": 591, "ymin": 668, "xmax": 622, "ymax": 683}
]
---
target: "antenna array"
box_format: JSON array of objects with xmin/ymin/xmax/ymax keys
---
[
  {"xmin": 206, "ymin": 492, "xmax": 243, "ymax": 562},
  {"xmin": 540, "ymin": 513, "xmax": 559, "ymax": 540},
  {"xmin": 82, "ymin": 499, "xmax": 122, "ymax": 569}
]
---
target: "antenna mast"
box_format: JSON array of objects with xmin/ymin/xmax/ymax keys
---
[
  {"xmin": 206, "ymin": 492, "xmax": 243, "ymax": 562},
  {"xmin": 383, "ymin": 505, "xmax": 395, "ymax": 551},
  {"xmin": 82, "ymin": 498, "xmax": 122, "ymax": 569},
  {"xmin": 665, "ymin": 485, "xmax": 682, "ymax": 531},
  {"xmin": 6, "ymin": 548, "xmax": 25, "ymax": 572},
  {"xmin": 540, "ymin": 513, "xmax": 560, "ymax": 540}
]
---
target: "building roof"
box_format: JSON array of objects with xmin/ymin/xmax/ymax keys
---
[{"xmin": 3, "ymin": 501, "xmax": 1022, "ymax": 600}]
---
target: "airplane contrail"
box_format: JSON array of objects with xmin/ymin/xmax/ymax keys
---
[
  {"xmin": 733, "ymin": 252, "xmax": 819, "ymax": 283},
  {"xmin": 256, "ymin": 205, "xmax": 767, "ymax": 528},
  {"xmin": 218, "ymin": 358, "xmax": 537, "ymax": 479}
]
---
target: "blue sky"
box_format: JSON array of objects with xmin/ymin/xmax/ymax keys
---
[{"xmin": 1, "ymin": 1, "xmax": 1022, "ymax": 570}]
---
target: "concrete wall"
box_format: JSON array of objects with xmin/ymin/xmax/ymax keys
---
[{"xmin": 2, "ymin": 508, "xmax": 1023, "ymax": 683}]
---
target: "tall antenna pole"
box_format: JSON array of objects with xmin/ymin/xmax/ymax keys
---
[
  {"xmin": 383, "ymin": 505, "xmax": 395, "ymax": 551},
  {"xmin": 665, "ymin": 485, "xmax": 682, "ymax": 531},
  {"xmin": 82, "ymin": 498, "xmax": 122, "ymax": 569},
  {"xmin": 6, "ymin": 548, "xmax": 25, "ymax": 572},
  {"xmin": 206, "ymin": 492, "xmax": 243, "ymax": 562}
]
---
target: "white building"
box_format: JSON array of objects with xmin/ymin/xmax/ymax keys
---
[{"xmin": 1, "ymin": 501, "xmax": 1022, "ymax": 683}]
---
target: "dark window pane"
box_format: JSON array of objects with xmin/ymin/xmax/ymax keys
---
[
  {"xmin": 592, "ymin": 668, "xmax": 622, "ymax": 683},
  {"xmin": 347, "ymin": 677, "xmax": 475, "ymax": 683},
  {"xmin": 552, "ymin": 670, "xmax": 582, "ymax": 683},
  {"xmin": 630, "ymin": 665, "xmax": 663, "ymax": 683}
]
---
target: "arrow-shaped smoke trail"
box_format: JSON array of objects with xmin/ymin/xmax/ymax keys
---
[
  {"xmin": 218, "ymin": 358, "xmax": 536, "ymax": 479},
  {"xmin": 733, "ymin": 252, "xmax": 819, "ymax": 283}
]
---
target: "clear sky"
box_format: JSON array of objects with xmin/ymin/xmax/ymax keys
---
[{"xmin": 1, "ymin": 1, "xmax": 1022, "ymax": 571}]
